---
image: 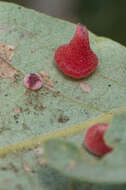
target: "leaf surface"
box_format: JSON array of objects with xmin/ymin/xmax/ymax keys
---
[
  {"xmin": 0, "ymin": 2, "xmax": 126, "ymax": 189},
  {"xmin": 0, "ymin": 2, "xmax": 126, "ymax": 152}
]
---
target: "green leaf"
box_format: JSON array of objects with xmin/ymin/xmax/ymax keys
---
[
  {"xmin": 0, "ymin": 1, "xmax": 126, "ymax": 189},
  {"xmin": 44, "ymin": 138, "xmax": 126, "ymax": 185},
  {"xmin": 0, "ymin": 2, "xmax": 126, "ymax": 156}
]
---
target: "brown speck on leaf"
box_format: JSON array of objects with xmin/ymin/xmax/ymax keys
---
[
  {"xmin": 22, "ymin": 123, "xmax": 29, "ymax": 130},
  {"xmin": 39, "ymin": 70, "xmax": 49, "ymax": 80},
  {"xmin": 23, "ymin": 108, "xmax": 30, "ymax": 114},
  {"xmin": 58, "ymin": 115, "xmax": 69, "ymax": 123},
  {"xmin": 80, "ymin": 82, "xmax": 92, "ymax": 93},
  {"xmin": 38, "ymin": 159, "xmax": 47, "ymax": 167},
  {"xmin": 0, "ymin": 44, "xmax": 15, "ymax": 62},
  {"xmin": 23, "ymin": 161, "xmax": 33, "ymax": 172},
  {"xmin": 13, "ymin": 73, "xmax": 21, "ymax": 83},
  {"xmin": 10, "ymin": 163, "xmax": 18, "ymax": 173},
  {"xmin": 14, "ymin": 114, "xmax": 19, "ymax": 123},
  {"xmin": 76, "ymin": 96, "xmax": 81, "ymax": 100},
  {"xmin": 25, "ymin": 89, "xmax": 33, "ymax": 95},
  {"xmin": 0, "ymin": 44, "xmax": 17, "ymax": 81},
  {"xmin": 0, "ymin": 166, "xmax": 7, "ymax": 170},
  {"xmin": 13, "ymin": 85, "xmax": 17, "ymax": 88},
  {"xmin": 34, "ymin": 147, "xmax": 44, "ymax": 155},
  {"xmin": 31, "ymin": 48, "xmax": 36, "ymax": 53},
  {"xmin": 39, "ymin": 70, "xmax": 54, "ymax": 89},
  {"xmin": 52, "ymin": 90, "xmax": 61, "ymax": 97},
  {"xmin": 113, "ymin": 138, "xmax": 121, "ymax": 143},
  {"xmin": 34, "ymin": 105, "xmax": 46, "ymax": 112},
  {"xmin": 0, "ymin": 163, "xmax": 18, "ymax": 173},
  {"xmin": 16, "ymin": 184, "xmax": 23, "ymax": 190},
  {"xmin": 14, "ymin": 107, "xmax": 21, "ymax": 114},
  {"xmin": 67, "ymin": 161, "xmax": 76, "ymax": 169}
]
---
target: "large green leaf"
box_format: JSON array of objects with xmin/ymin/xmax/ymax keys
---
[
  {"xmin": 0, "ymin": 1, "xmax": 125, "ymax": 152},
  {"xmin": 0, "ymin": 1, "xmax": 126, "ymax": 150},
  {"xmin": 0, "ymin": 1, "xmax": 126, "ymax": 189}
]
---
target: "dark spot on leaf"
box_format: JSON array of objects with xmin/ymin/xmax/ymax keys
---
[
  {"xmin": 0, "ymin": 127, "xmax": 10, "ymax": 134},
  {"xmin": 58, "ymin": 115, "xmax": 69, "ymax": 123},
  {"xmin": 34, "ymin": 105, "xmax": 46, "ymax": 112},
  {"xmin": 53, "ymin": 91, "xmax": 61, "ymax": 97},
  {"xmin": 76, "ymin": 96, "xmax": 81, "ymax": 100},
  {"xmin": 14, "ymin": 114, "xmax": 19, "ymax": 123},
  {"xmin": 31, "ymin": 48, "xmax": 36, "ymax": 53},
  {"xmin": 13, "ymin": 73, "xmax": 21, "ymax": 83},
  {"xmin": 25, "ymin": 89, "xmax": 33, "ymax": 96},
  {"xmin": 85, "ymin": 111, "xmax": 89, "ymax": 116},
  {"xmin": 16, "ymin": 184, "xmax": 23, "ymax": 190},
  {"xmin": 0, "ymin": 166, "xmax": 7, "ymax": 170},
  {"xmin": 22, "ymin": 123, "xmax": 29, "ymax": 130},
  {"xmin": 108, "ymin": 84, "xmax": 111, "ymax": 87},
  {"xmin": 10, "ymin": 163, "xmax": 19, "ymax": 173},
  {"xmin": 23, "ymin": 108, "xmax": 30, "ymax": 114},
  {"xmin": 113, "ymin": 138, "xmax": 121, "ymax": 143}
]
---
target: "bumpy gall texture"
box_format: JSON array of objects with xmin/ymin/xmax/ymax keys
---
[
  {"xmin": 54, "ymin": 24, "xmax": 98, "ymax": 79},
  {"xmin": 84, "ymin": 123, "xmax": 113, "ymax": 156},
  {"xmin": 24, "ymin": 73, "xmax": 43, "ymax": 90}
]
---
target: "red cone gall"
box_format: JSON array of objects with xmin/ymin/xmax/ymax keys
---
[
  {"xmin": 54, "ymin": 24, "xmax": 98, "ymax": 79},
  {"xmin": 84, "ymin": 123, "xmax": 113, "ymax": 156},
  {"xmin": 24, "ymin": 73, "xmax": 43, "ymax": 90}
]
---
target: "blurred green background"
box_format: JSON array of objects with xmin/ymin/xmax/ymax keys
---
[{"xmin": 1, "ymin": 0, "xmax": 126, "ymax": 45}]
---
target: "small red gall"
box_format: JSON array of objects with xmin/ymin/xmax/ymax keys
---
[
  {"xmin": 54, "ymin": 24, "xmax": 98, "ymax": 79},
  {"xmin": 24, "ymin": 73, "xmax": 43, "ymax": 90},
  {"xmin": 84, "ymin": 123, "xmax": 113, "ymax": 156}
]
